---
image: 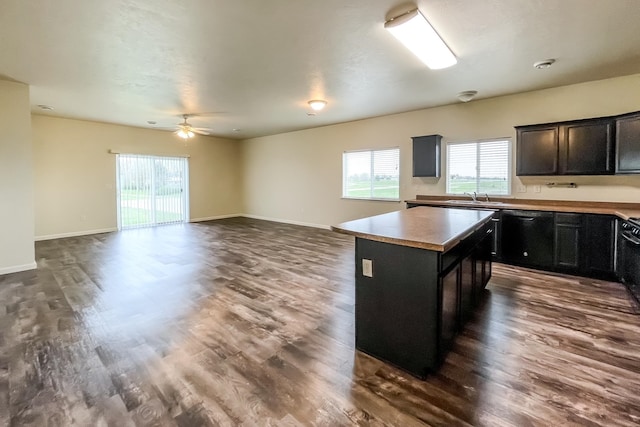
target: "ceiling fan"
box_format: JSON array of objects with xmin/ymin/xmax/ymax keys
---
[{"xmin": 174, "ymin": 114, "xmax": 212, "ymax": 139}]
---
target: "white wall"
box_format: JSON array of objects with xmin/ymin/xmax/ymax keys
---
[
  {"xmin": 33, "ymin": 115, "xmax": 243, "ymax": 239},
  {"xmin": 242, "ymin": 74, "xmax": 640, "ymax": 227},
  {"xmin": 0, "ymin": 80, "xmax": 35, "ymax": 274}
]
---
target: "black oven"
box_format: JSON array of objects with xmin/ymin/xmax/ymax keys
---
[{"xmin": 618, "ymin": 218, "xmax": 640, "ymax": 304}]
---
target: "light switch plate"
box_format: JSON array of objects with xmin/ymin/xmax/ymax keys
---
[
  {"xmin": 534, "ymin": 185, "xmax": 541, "ymax": 193},
  {"xmin": 362, "ymin": 259, "xmax": 373, "ymax": 278}
]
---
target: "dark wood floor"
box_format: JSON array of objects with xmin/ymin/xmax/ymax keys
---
[{"xmin": 1, "ymin": 217, "xmax": 639, "ymax": 426}]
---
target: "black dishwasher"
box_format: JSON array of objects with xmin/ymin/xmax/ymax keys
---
[{"xmin": 501, "ymin": 210, "xmax": 554, "ymax": 268}]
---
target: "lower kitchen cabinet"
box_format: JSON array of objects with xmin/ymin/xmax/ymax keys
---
[
  {"xmin": 554, "ymin": 213, "xmax": 583, "ymax": 270},
  {"xmin": 476, "ymin": 230, "xmax": 493, "ymax": 290},
  {"xmin": 490, "ymin": 213, "xmax": 501, "ymax": 260},
  {"xmin": 496, "ymin": 209, "xmax": 616, "ymax": 280},
  {"xmin": 583, "ymin": 214, "xmax": 616, "ymax": 279},
  {"xmin": 458, "ymin": 255, "xmax": 474, "ymax": 326},
  {"xmin": 439, "ymin": 264, "xmax": 460, "ymax": 356}
]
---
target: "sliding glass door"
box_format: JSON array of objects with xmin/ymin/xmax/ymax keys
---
[{"xmin": 116, "ymin": 154, "xmax": 189, "ymax": 229}]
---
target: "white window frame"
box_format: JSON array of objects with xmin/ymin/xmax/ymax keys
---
[
  {"xmin": 342, "ymin": 147, "xmax": 400, "ymax": 202},
  {"xmin": 446, "ymin": 138, "xmax": 512, "ymax": 196}
]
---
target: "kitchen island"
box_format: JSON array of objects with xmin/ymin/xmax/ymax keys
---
[{"xmin": 332, "ymin": 206, "xmax": 495, "ymax": 378}]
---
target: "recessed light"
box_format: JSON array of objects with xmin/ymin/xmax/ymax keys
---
[
  {"xmin": 308, "ymin": 100, "xmax": 327, "ymax": 111},
  {"xmin": 533, "ymin": 59, "xmax": 556, "ymax": 69},
  {"xmin": 147, "ymin": 120, "xmax": 157, "ymax": 125},
  {"xmin": 457, "ymin": 90, "xmax": 478, "ymax": 102},
  {"xmin": 37, "ymin": 104, "xmax": 54, "ymax": 111}
]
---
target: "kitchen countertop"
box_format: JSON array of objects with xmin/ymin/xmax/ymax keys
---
[
  {"xmin": 405, "ymin": 197, "xmax": 640, "ymax": 221},
  {"xmin": 331, "ymin": 206, "xmax": 494, "ymax": 252}
]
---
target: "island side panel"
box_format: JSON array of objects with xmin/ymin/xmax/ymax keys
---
[{"xmin": 355, "ymin": 237, "xmax": 440, "ymax": 378}]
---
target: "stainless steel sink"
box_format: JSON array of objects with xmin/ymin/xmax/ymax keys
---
[{"xmin": 446, "ymin": 200, "xmax": 480, "ymax": 204}]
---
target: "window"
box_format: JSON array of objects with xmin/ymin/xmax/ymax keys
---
[
  {"xmin": 446, "ymin": 139, "xmax": 511, "ymax": 195},
  {"xmin": 343, "ymin": 148, "xmax": 400, "ymax": 200}
]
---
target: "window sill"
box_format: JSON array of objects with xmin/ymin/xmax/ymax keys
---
[
  {"xmin": 446, "ymin": 193, "xmax": 513, "ymax": 198},
  {"xmin": 342, "ymin": 197, "xmax": 401, "ymax": 203}
]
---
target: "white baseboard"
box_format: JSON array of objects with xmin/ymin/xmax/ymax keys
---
[
  {"xmin": 34, "ymin": 214, "xmax": 327, "ymax": 242},
  {"xmin": 35, "ymin": 228, "xmax": 118, "ymax": 241},
  {"xmin": 241, "ymin": 214, "xmax": 330, "ymax": 230},
  {"xmin": 0, "ymin": 261, "xmax": 38, "ymax": 275},
  {"xmin": 190, "ymin": 214, "xmax": 242, "ymax": 223}
]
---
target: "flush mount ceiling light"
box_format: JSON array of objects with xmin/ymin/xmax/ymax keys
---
[
  {"xmin": 457, "ymin": 90, "xmax": 478, "ymax": 102},
  {"xmin": 308, "ymin": 100, "xmax": 327, "ymax": 111},
  {"xmin": 534, "ymin": 59, "xmax": 556, "ymax": 69},
  {"xmin": 384, "ymin": 7, "xmax": 457, "ymax": 70}
]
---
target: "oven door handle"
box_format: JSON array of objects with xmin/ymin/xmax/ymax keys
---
[{"xmin": 621, "ymin": 232, "xmax": 640, "ymax": 246}]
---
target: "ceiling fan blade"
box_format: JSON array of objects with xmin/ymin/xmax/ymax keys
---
[
  {"xmin": 193, "ymin": 129, "xmax": 211, "ymax": 136},
  {"xmin": 181, "ymin": 112, "xmax": 228, "ymax": 118}
]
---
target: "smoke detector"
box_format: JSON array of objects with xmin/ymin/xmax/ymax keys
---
[
  {"xmin": 457, "ymin": 90, "xmax": 478, "ymax": 102},
  {"xmin": 534, "ymin": 59, "xmax": 556, "ymax": 69}
]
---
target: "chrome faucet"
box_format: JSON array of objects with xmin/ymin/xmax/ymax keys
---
[
  {"xmin": 464, "ymin": 191, "xmax": 477, "ymax": 202},
  {"xmin": 484, "ymin": 193, "xmax": 490, "ymax": 202}
]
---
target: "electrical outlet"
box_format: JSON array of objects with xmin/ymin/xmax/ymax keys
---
[
  {"xmin": 534, "ymin": 185, "xmax": 541, "ymax": 193},
  {"xmin": 362, "ymin": 259, "xmax": 373, "ymax": 278},
  {"xmin": 517, "ymin": 185, "xmax": 527, "ymax": 193}
]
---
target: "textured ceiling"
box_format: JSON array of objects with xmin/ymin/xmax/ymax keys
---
[{"xmin": 1, "ymin": 0, "xmax": 640, "ymax": 139}]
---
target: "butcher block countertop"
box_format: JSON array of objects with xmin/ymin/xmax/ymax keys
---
[
  {"xmin": 405, "ymin": 196, "xmax": 640, "ymax": 221},
  {"xmin": 331, "ymin": 206, "xmax": 494, "ymax": 252}
]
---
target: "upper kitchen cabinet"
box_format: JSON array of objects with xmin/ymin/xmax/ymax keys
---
[
  {"xmin": 615, "ymin": 111, "xmax": 640, "ymax": 174},
  {"xmin": 412, "ymin": 134, "xmax": 442, "ymax": 177},
  {"xmin": 559, "ymin": 119, "xmax": 614, "ymax": 175},
  {"xmin": 516, "ymin": 125, "xmax": 558, "ymax": 175},
  {"xmin": 516, "ymin": 118, "xmax": 614, "ymax": 176}
]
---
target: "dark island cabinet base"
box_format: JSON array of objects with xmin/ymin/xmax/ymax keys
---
[{"xmin": 354, "ymin": 221, "xmax": 493, "ymax": 378}]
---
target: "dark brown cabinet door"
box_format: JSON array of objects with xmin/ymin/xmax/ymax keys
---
[
  {"xmin": 479, "ymin": 232, "xmax": 493, "ymax": 288},
  {"xmin": 516, "ymin": 126, "xmax": 558, "ymax": 175},
  {"xmin": 616, "ymin": 112, "xmax": 640, "ymax": 174},
  {"xmin": 559, "ymin": 120, "xmax": 614, "ymax": 175},
  {"xmin": 439, "ymin": 265, "xmax": 459, "ymax": 358},
  {"xmin": 582, "ymin": 214, "xmax": 616, "ymax": 279},
  {"xmin": 554, "ymin": 213, "xmax": 583, "ymax": 270},
  {"xmin": 412, "ymin": 134, "xmax": 442, "ymax": 177},
  {"xmin": 458, "ymin": 255, "xmax": 474, "ymax": 326}
]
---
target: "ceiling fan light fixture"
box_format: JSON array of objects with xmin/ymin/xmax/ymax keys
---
[
  {"xmin": 308, "ymin": 100, "xmax": 327, "ymax": 111},
  {"xmin": 457, "ymin": 90, "xmax": 478, "ymax": 102},
  {"xmin": 177, "ymin": 128, "xmax": 195, "ymax": 139},
  {"xmin": 384, "ymin": 7, "xmax": 457, "ymax": 70}
]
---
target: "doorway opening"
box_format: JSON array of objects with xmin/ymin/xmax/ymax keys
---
[{"xmin": 116, "ymin": 154, "xmax": 189, "ymax": 229}]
